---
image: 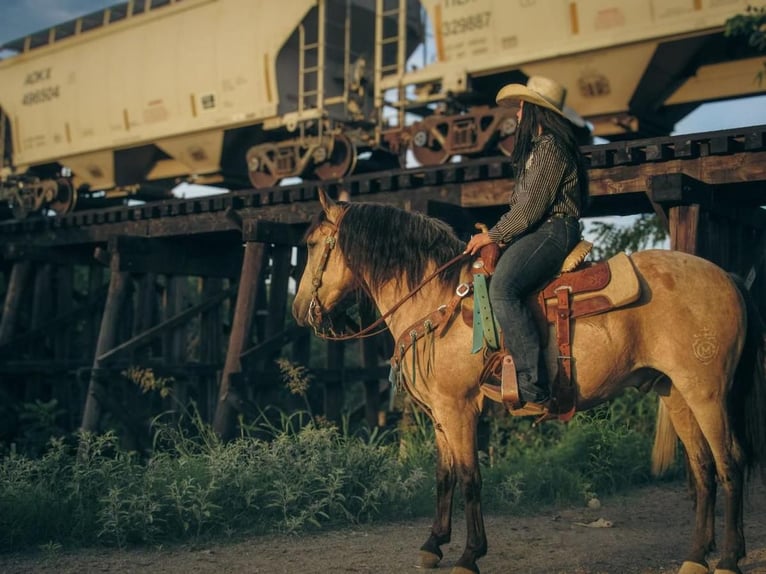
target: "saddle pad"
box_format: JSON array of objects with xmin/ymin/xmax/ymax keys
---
[{"xmin": 540, "ymin": 252, "xmax": 640, "ymax": 322}]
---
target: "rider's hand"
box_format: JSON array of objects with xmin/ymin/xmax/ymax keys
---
[{"xmin": 464, "ymin": 232, "xmax": 494, "ymax": 256}]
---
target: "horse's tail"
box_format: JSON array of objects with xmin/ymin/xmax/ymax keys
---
[
  {"xmin": 651, "ymin": 397, "xmax": 677, "ymax": 477},
  {"xmin": 730, "ymin": 274, "xmax": 766, "ymax": 480}
]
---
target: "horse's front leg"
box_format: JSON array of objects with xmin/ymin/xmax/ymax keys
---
[
  {"xmin": 453, "ymin": 448, "xmax": 487, "ymax": 574},
  {"xmin": 421, "ymin": 405, "xmax": 487, "ymax": 574},
  {"xmin": 419, "ymin": 427, "xmax": 456, "ymax": 568}
]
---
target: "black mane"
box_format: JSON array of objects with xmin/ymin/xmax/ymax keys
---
[{"xmin": 310, "ymin": 202, "xmax": 466, "ymax": 295}]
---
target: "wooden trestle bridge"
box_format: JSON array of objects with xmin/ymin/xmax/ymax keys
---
[{"xmin": 1, "ymin": 124, "xmax": 765, "ymax": 446}]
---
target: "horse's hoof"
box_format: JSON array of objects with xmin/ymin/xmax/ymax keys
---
[
  {"xmin": 417, "ymin": 550, "xmax": 441, "ymax": 569},
  {"xmin": 679, "ymin": 561, "xmax": 710, "ymax": 574}
]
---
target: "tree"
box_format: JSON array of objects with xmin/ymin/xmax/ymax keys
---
[{"xmin": 725, "ymin": 5, "xmax": 766, "ymax": 85}]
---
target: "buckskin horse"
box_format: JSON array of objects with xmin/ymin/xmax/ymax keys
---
[{"xmin": 291, "ymin": 189, "xmax": 766, "ymax": 574}]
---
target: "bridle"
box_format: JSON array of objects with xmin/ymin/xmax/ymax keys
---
[
  {"xmin": 306, "ymin": 208, "xmax": 349, "ymax": 335},
  {"xmin": 305, "ymin": 206, "xmax": 469, "ymax": 342}
]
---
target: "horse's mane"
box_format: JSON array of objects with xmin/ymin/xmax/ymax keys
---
[{"xmin": 310, "ymin": 202, "xmax": 466, "ymax": 295}]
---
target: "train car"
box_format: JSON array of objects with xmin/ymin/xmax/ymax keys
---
[
  {"xmin": 1, "ymin": 0, "xmax": 762, "ymax": 218},
  {"xmin": 0, "ymin": 0, "xmax": 422, "ymax": 217},
  {"xmin": 380, "ymin": 0, "xmax": 764, "ymax": 166}
]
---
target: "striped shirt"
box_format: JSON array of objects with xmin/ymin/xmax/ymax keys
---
[{"xmin": 488, "ymin": 133, "xmax": 583, "ymax": 244}]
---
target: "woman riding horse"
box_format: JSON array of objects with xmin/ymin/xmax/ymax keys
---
[{"xmin": 464, "ymin": 76, "xmax": 589, "ymax": 414}]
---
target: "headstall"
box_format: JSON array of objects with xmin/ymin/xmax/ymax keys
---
[{"xmin": 305, "ymin": 206, "xmax": 469, "ymax": 342}]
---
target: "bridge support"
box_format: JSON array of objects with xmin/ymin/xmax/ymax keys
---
[{"xmin": 212, "ymin": 241, "xmax": 265, "ymax": 440}]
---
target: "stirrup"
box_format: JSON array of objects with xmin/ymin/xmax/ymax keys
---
[{"xmin": 479, "ymin": 354, "xmax": 521, "ymax": 408}]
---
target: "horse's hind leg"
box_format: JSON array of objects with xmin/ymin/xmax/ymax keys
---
[
  {"xmin": 661, "ymin": 392, "xmax": 717, "ymax": 572},
  {"xmin": 686, "ymin": 400, "xmax": 747, "ymax": 573},
  {"xmin": 671, "ymin": 381, "xmax": 747, "ymax": 574}
]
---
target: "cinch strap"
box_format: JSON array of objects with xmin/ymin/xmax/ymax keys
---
[{"xmin": 472, "ymin": 274, "xmax": 500, "ymax": 353}]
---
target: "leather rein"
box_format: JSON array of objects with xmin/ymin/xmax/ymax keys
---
[{"xmin": 306, "ymin": 207, "xmax": 469, "ymax": 342}]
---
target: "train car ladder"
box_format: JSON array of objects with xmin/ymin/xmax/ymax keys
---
[
  {"xmin": 374, "ymin": 0, "xmax": 408, "ymax": 129},
  {"xmin": 298, "ymin": 0, "xmax": 327, "ymax": 136}
]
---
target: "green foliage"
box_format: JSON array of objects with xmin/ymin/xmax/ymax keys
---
[
  {"xmin": 0, "ymin": 406, "xmax": 430, "ymax": 552},
  {"xmin": 726, "ymin": 5, "xmax": 766, "ymax": 51},
  {"xmin": 481, "ymin": 390, "xmax": 663, "ymax": 512},
  {"xmin": 15, "ymin": 399, "xmax": 67, "ymax": 457},
  {"xmin": 0, "ymin": 385, "xmax": 673, "ymax": 553},
  {"xmin": 588, "ymin": 214, "xmax": 668, "ymax": 260},
  {"xmin": 726, "ymin": 5, "xmax": 766, "ymax": 85}
]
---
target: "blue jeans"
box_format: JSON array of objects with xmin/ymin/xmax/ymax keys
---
[{"xmin": 488, "ymin": 215, "xmax": 581, "ymax": 402}]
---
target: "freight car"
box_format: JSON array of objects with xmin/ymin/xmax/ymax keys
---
[
  {"xmin": 382, "ymin": 0, "xmax": 764, "ymax": 167},
  {"xmin": 0, "ymin": 0, "xmax": 762, "ymax": 218},
  {"xmin": 0, "ymin": 0, "xmax": 423, "ymax": 218}
]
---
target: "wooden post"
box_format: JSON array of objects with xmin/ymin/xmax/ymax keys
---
[
  {"xmin": 80, "ymin": 254, "xmax": 130, "ymax": 434},
  {"xmin": 359, "ymin": 298, "xmax": 382, "ymax": 429},
  {"xmin": 200, "ymin": 277, "xmax": 224, "ymax": 421},
  {"xmin": 266, "ymin": 245, "xmax": 292, "ymax": 340},
  {"xmin": 54, "ymin": 265, "xmax": 74, "ymax": 361},
  {"xmin": 325, "ymin": 340, "xmax": 345, "ymax": 423},
  {"xmin": 0, "ymin": 261, "xmax": 32, "ymax": 345},
  {"xmin": 648, "ymin": 174, "xmax": 708, "ymax": 255},
  {"xmin": 213, "ymin": 242, "xmax": 265, "ymax": 440},
  {"xmin": 291, "ymin": 246, "xmax": 312, "ymax": 366},
  {"xmin": 669, "ymin": 205, "xmax": 701, "ymax": 254},
  {"xmin": 163, "ymin": 276, "xmax": 188, "ymax": 408},
  {"xmin": 132, "ymin": 273, "xmax": 157, "ymax": 359},
  {"xmin": 85, "ymin": 265, "xmax": 105, "ymax": 359}
]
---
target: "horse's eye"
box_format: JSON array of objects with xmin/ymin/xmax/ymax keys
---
[{"xmin": 307, "ymin": 241, "xmax": 317, "ymax": 249}]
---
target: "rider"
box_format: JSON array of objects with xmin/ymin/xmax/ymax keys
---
[{"xmin": 464, "ymin": 76, "xmax": 589, "ymax": 411}]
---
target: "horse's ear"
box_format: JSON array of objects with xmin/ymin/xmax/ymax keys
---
[{"xmin": 318, "ymin": 188, "xmax": 335, "ymax": 215}]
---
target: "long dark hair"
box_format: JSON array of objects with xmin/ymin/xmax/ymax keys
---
[{"xmin": 510, "ymin": 103, "xmax": 590, "ymax": 208}]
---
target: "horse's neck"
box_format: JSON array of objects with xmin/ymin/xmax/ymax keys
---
[{"xmin": 372, "ymin": 279, "xmax": 453, "ymax": 342}]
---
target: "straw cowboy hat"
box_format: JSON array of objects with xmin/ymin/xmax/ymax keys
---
[{"xmin": 496, "ymin": 76, "xmax": 567, "ymax": 117}]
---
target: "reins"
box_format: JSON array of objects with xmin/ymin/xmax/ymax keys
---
[{"xmin": 308, "ymin": 205, "xmax": 469, "ymax": 341}]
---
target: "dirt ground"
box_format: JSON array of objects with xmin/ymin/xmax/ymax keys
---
[{"xmin": 2, "ymin": 480, "xmax": 765, "ymax": 574}]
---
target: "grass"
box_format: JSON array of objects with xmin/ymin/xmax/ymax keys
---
[{"xmin": 0, "ymin": 387, "xmax": 678, "ymax": 553}]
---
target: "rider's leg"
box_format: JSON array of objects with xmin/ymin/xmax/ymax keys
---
[{"xmin": 488, "ymin": 217, "xmax": 579, "ymax": 403}]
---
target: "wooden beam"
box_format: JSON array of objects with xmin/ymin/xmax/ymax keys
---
[
  {"xmin": 109, "ymin": 235, "xmax": 244, "ymax": 277},
  {"xmin": 241, "ymin": 220, "xmax": 307, "ymax": 245},
  {"xmin": 589, "ymin": 150, "xmax": 766, "ymax": 200},
  {"xmin": 0, "ymin": 261, "xmax": 32, "ymax": 345},
  {"xmin": 80, "ymin": 259, "xmax": 130, "ymax": 434},
  {"xmin": 213, "ymin": 241, "xmax": 265, "ymax": 439},
  {"xmin": 97, "ymin": 284, "xmax": 236, "ymax": 363}
]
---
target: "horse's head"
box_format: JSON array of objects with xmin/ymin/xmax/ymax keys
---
[{"xmin": 292, "ymin": 189, "xmax": 358, "ymax": 334}]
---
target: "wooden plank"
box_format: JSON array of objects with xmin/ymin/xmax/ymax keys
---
[
  {"xmin": 648, "ymin": 173, "xmax": 712, "ymax": 206},
  {"xmin": 111, "ymin": 235, "xmax": 244, "ymax": 277},
  {"xmin": 588, "ymin": 150, "xmax": 766, "ymax": 198},
  {"xmin": 213, "ymin": 241, "xmax": 265, "ymax": 439},
  {"xmin": 97, "ymin": 284, "xmax": 236, "ymax": 363},
  {"xmin": 80, "ymin": 266, "xmax": 130, "ymax": 433},
  {"xmin": 241, "ymin": 220, "xmax": 307, "ymax": 245},
  {"xmin": 669, "ymin": 205, "xmax": 701, "ymax": 255},
  {"xmin": 0, "ymin": 261, "xmax": 32, "ymax": 345}
]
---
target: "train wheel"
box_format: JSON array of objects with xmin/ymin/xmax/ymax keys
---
[
  {"xmin": 410, "ymin": 124, "xmax": 450, "ymax": 166},
  {"xmin": 250, "ymin": 168, "xmax": 280, "ymax": 189},
  {"xmin": 49, "ymin": 179, "xmax": 77, "ymax": 216},
  {"xmin": 314, "ymin": 135, "xmax": 357, "ymax": 181},
  {"xmin": 247, "ymin": 147, "xmax": 280, "ymax": 189}
]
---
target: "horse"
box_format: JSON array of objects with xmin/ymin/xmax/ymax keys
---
[{"xmin": 291, "ymin": 189, "xmax": 766, "ymax": 574}]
